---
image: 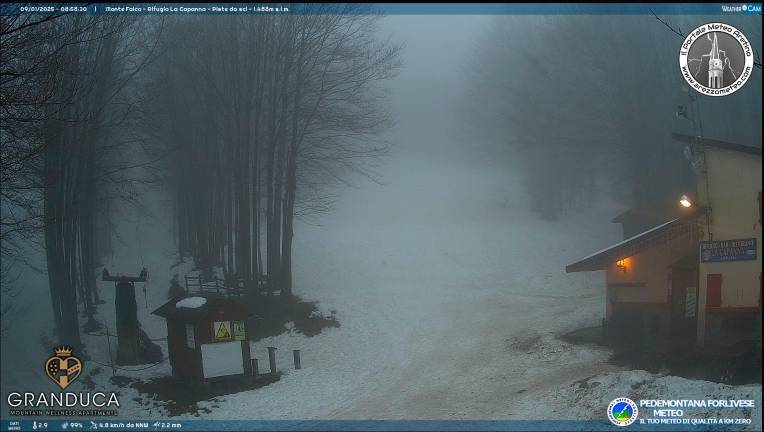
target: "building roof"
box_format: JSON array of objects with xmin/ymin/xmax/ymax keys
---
[
  {"xmin": 710, "ymin": 33, "xmax": 720, "ymax": 62},
  {"xmin": 611, "ymin": 208, "xmax": 641, "ymax": 224},
  {"xmin": 566, "ymin": 218, "xmax": 698, "ymax": 273},
  {"xmin": 610, "ymin": 207, "xmax": 667, "ymax": 224},
  {"xmin": 152, "ymin": 296, "xmax": 250, "ymax": 322},
  {"xmin": 672, "ymin": 133, "xmax": 762, "ymax": 157}
]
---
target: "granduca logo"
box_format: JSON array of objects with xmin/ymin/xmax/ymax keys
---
[
  {"xmin": 608, "ymin": 397, "xmax": 639, "ymax": 427},
  {"xmin": 5, "ymin": 346, "xmax": 120, "ymax": 417},
  {"xmin": 678, "ymin": 22, "xmax": 754, "ymax": 96},
  {"xmin": 45, "ymin": 345, "xmax": 82, "ymax": 389}
]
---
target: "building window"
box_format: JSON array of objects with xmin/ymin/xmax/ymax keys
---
[
  {"xmin": 706, "ymin": 274, "xmax": 722, "ymax": 308},
  {"xmin": 616, "ymin": 257, "xmax": 631, "ymax": 274}
]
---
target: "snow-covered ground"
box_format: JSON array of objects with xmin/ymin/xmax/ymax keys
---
[{"xmin": 192, "ymin": 151, "xmax": 620, "ymax": 420}]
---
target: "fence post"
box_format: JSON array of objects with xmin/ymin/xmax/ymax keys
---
[
  {"xmin": 267, "ymin": 347, "xmax": 277, "ymax": 374},
  {"xmin": 105, "ymin": 327, "xmax": 116, "ymax": 376},
  {"xmin": 251, "ymin": 358, "xmax": 258, "ymax": 378},
  {"xmin": 293, "ymin": 350, "xmax": 301, "ymax": 370}
]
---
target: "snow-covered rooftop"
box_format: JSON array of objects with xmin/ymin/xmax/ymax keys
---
[
  {"xmin": 175, "ymin": 296, "xmax": 207, "ymax": 309},
  {"xmin": 565, "ymin": 218, "xmax": 691, "ymax": 273}
]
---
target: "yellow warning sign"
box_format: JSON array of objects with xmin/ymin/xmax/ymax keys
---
[{"xmin": 214, "ymin": 321, "xmax": 231, "ymax": 340}]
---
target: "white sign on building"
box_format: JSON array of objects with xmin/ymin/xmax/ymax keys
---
[{"xmin": 201, "ymin": 342, "xmax": 244, "ymax": 378}]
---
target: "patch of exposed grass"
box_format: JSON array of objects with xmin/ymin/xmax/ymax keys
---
[
  {"xmin": 111, "ymin": 373, "xmax": 281, "ymax": 417},
  {"xmin": 248, "ymin": 295, "xmax": 339, "ymax": 341}
]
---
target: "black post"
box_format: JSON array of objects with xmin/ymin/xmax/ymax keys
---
[
  {"xmin": 293, "ymin": 350, "xmax": 301, "ymax": 370},
  {"xmin": 251, "ymin": 358, "xmax": 258, "ymax": 378},
  {"xmin": 105, "ymin": 327, "xmax": 115, "ymax": 376},
  {"xmin": 267, "ymin": 347, "xmax": 277, "ymax": 374},
  {"xmin": 115, "ymin": 281, "xmax": 139, "ymax": 365}
]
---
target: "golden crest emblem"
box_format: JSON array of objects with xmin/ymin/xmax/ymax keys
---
[{"xmin": 45, "ymin": 345, "xmax": 82, "ymax": 390}]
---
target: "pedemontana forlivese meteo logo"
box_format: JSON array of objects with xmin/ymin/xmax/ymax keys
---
[
  {"xmin": 679, "ymin": 22, "xmax": 754, "ymax": 96},
  {"xmin": 6, "ymin": 346, "xmax": 120, "ymax": 416},
  {"xmin": 608, "ymin": 397, "xmax": 639, "ymax": 427}
]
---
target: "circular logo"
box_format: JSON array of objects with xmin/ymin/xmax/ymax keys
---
[
  {"xmin": 678, "ymin": 23, "xmax": 754, "ymax": 96},
  {"xmin": 607, "ymin": 397, "xmax": 639, "ymax": 427}
]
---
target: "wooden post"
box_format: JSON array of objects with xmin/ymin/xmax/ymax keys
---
[
  {"xmin": 251, "ymin": 358, "xmax": 259, "ymax": 377},
  {"xmin": 293, "ymin": 350, "xmax": 301, "ymax": 370},
  {"xmin": 267, "ymin": 346, "xmax": 277, "ymax": 374}
]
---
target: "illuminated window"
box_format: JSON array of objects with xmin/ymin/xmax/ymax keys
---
[{"xmin": 616, "ymin": 258, "xmax": 630, "ymax": 274}]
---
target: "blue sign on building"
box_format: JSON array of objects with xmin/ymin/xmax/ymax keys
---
[{"xmin": 700, "ymin": 238, "xmax": 757, "ymax": 263}]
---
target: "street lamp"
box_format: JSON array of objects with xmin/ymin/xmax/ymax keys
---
[{"xmin": 679, "ymin": 194, "xmax": 693, "ymax": 208}]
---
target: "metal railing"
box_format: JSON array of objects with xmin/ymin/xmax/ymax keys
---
[{"xmin": 183, "ymin": 275, "xmax": 275, "ymax": 297}]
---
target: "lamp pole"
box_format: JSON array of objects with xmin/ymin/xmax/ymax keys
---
[
  {"xmin": 679, "ymin": 86, "xmax": 712, "ymax": 240},
  {"xmin": 689, "ymin": 90, "xmax": 704, "ymax": 139}
]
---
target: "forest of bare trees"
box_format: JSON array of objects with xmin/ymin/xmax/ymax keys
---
[
  {"xmin": 145, "ymin": 7, "xmax": 401, "ymax": 300},
  {"xmin": 1, "ymin": 6, "xmax": 401, "ymax": 346}
]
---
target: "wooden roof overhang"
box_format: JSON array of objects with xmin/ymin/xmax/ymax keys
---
[{"xmin": 565, "ymin": 218, "xmax": 699, "ymax": 273}]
